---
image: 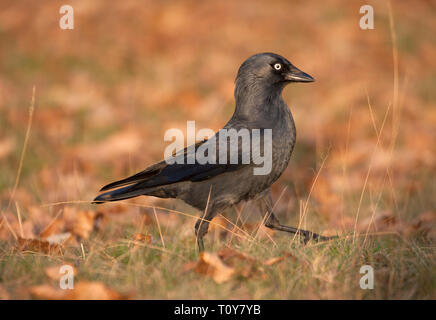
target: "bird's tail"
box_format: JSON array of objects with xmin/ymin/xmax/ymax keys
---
[{"xmin": 93, "ymin": 185, "xmax": 145, "ymax": 204}]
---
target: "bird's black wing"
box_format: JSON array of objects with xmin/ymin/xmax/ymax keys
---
[
  {"xmin": 98, "ymin": 138, "xmax": 243, "ymax": 187},
  {"xmin": 93, "ymin": 127, "xmax": 263, "ymax": 202},
  {"xmin": 98, "ymin": 140, "xmax": 206, "ymax": 192}
]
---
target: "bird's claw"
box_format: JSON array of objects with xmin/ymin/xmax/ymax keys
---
[{"xmin": 302, "ymin": 232, "xmax": 337, "ymax": 244}]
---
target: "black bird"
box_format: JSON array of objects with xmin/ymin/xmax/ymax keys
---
[{"xmin": 94, "ymin": 52, "xmax": 333, "ymax": 251}]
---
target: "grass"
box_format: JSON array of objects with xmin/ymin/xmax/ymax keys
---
[
  {"xmin": 0, "ymin": 1, "xmax": 435, "ymax": 300},
  {"xmin": 0, "ymin": 69, "xmax": 434, "ymax": 298},
  {"xmin": 0, "ymin": 218, "xmax": 434, "ymax": 299}
]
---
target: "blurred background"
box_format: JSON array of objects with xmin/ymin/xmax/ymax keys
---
[{"xmin": 0, "ymin": 0, "xmax": 435, "ymax": 298}]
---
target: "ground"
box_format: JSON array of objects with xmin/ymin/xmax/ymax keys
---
[{"xmin": 0, "ymin": 0, "xmax": 435, "ymax": 299}]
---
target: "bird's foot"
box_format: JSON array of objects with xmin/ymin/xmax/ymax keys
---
[
  {"xmin": 197, "ymin": 237, "xmax": 205, "ymax": 253},
  {"xmin": 302, "ymin": 231, "xmax": 338, "ymax": 244}
]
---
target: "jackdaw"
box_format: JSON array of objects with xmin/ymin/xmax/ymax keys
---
[{"xmin": 94, "ymin": 52, "xmax": 333, "ymax": 251}]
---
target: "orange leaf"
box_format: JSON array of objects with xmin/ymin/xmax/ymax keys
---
[
  {"xmin": 195, "ymin": 252, "xmax": 235, "ymax": 284},
  {"xmin": 30, "ymin": 281, "xmax": 127, "ymax": 300},
  {"xmin": 17, "ymin": 237, "xmax": 64, "ymax": 255},
  {"xmin": 71, "ymin": 210, "xmax": 101, "ymax": 239},
  {"xmin": 132, "ymin": 233, "xmax": 152, "ymax": 244}
]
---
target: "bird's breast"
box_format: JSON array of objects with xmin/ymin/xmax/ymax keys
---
[{"xmin": 272, "ymin": 124, "xmax": 295, "ymax": 171}]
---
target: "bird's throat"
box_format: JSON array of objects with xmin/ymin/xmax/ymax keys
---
[{"xmin": 233, "ymin": 81, "xmax": 286, "ymax": 123}]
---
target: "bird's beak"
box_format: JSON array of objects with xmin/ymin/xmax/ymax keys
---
[{"xmin": 284, "ymin": 66, "xmax": 315, "ymax": 82}]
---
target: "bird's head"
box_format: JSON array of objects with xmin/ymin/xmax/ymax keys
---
[{"xmin": 235, "ymin": 52, "xmax": 314, "ymax": 92}]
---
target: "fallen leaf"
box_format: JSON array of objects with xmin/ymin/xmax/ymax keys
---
[
  {"xmin": 40, "ymin": 218, "xmax": 66, "ymax": 238},
  {"xmin": 71, "ymin": 210, "xmax": 102, "ymax": 239},
  {"xmin": 0, "ymin": 211, "xmax": 36, "ymax": 240},
  {"xmin": 184, "ymin": 248, "xmax": 263, "ymax": 280},
  {"xmin": 65, "ymin": 282, "xmax": 126, "ymax": 300},
  {"xmin": 217, "ymin": 247, "xmax": 255, "ymax": 264},
  {"xmin": 181, "ymin": 261, "xmax": 197, "ymax": 274},
  {"xmin": 263, "ymin": 253, "xmax": 296, "ymax": 266},
  {"xmin": 29, "ymin": 284, "xmax": 65, "ymax": 300},
  {"xmin": 195, "ymin": 252, "xmax": 235, "ymax": 284},
  {"xmin": 132, "ymin": 233, "xmax": 152, "ymax": 244},
  {"xmin": 17, "ymin": 237, "xmax": 63, "ymax": 255},
  {"xmin": 263, "ymin": 256, "xmax": 285, "ymax": 266},
  {"xmin": 217, "ymin": 248, "xmax": 265, "ymax": 280},
  {"xmin": 96, "ymin": 204, "xmax": 129, "ymax": 215},
  {"xmin": 30, "ymin": 281, "xmax": 127, "ymax": 300}
]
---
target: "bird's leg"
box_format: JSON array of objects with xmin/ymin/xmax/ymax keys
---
[
  {"xmin": 256, "ymin": 191, "xmax": 334, "ymax": 244},
  {"xmin": 195, "ymin": 218, "xmax": 207, "ymax": 252},
  {"xmin": 195, "ymin": 206, "xmax": 220, "ymax": 252}
]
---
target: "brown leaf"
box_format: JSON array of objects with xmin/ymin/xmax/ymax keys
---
[
  {"xmin": 263, "ymin": 256, "xmax": 285, "ymax": 266},
  {"xmin": 39, "ymin": 218, "xmax": 66, "ymax": 238},
  {"xmin": 263, "ymin": 253, "xmax": 296, "ymax": 266},
  {"xmin": 96, "ymin": 204, "xmax": 129, "ymax": 215},
  {"xmin": 217, "ymin": 247, "xmax": 255, "ymax": 265},
  {"xmin": 185, "ymin": 248, "xmax": 264, "ymax": 281},
  {"xmin": 181, "ymin": 261, "xmax": 197, "ymax": 274},
  {"xmin": 30, "ymin": 281, "xmax": 127, "ymax": 300},
  {"xmin": 0, "ymin": 211, "xmax": 36, "ymax": 240},
  {"xmin": 195, "ymin": 252, "xmax": 235, "ymax": 284},
  {"xmin": 132, "ymin": 233, "xmax": 152, "ymax": 244},
  {"xmin": 29, "ymin": 284, "xmax": 65, "ymax": 300},
  {"xmin": 65, "ymin": 282, "xmax": 127, "ymax": 300},
  {"xmin": 71, "ymin": 210, "xmax": 101, "ymax": 239},
  {"xmin": 17, "ymin": 237, "xmax": 64, "ymax": 255},
  {"xmin": 218, "ymin": 248, "xmax": 268, "ymax": 279}
]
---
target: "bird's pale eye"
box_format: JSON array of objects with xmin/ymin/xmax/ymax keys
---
[{"xmin": 273, "ymin": 63, "xmax": 282, "ymax": 70}]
